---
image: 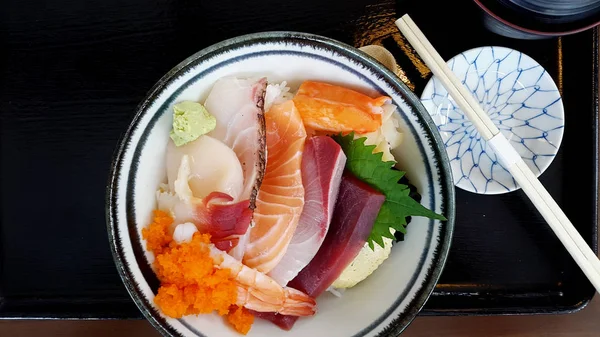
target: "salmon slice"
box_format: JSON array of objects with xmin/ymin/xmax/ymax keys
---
[
  {"xmin": 292, "ymin": 80, "xmax": 391, "ymax": 134},
  {"xmin": 243, "ymin": 100, "xmax": 307, "ymax": 273}
]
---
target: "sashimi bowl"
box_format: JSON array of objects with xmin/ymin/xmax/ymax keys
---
[{"xmin": 106, "ymin": 31, "xmax": 455, "ymax": 337}]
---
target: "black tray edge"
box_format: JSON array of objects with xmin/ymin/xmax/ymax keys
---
[
  {"xmin": 0, "ymin": 27, "xmax": 598, "ymax": 321},
  {"xmin": 422, "ymin": 26, "xmax": 600, "ymax": 317}
]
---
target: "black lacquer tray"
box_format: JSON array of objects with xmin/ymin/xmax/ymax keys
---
[{"xmin": 0, "ymin": 0, "xmax": 597, "ymax": 318}]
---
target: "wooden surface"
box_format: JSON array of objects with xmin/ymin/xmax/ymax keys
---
[{"xmin": 0, "ymin": 296, "xmax": 598, "ymax": 336}]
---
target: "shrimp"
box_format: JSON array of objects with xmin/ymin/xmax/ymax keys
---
[{"xmin": 209, "ymin": 244, "xmax": 317, "ymax": 316}]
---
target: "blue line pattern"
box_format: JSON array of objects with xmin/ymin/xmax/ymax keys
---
[{"xmin": 421, "ymin": 46, "xmax": 564, "ymax": 194}]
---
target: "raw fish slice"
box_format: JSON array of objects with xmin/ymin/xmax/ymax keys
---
[
  {"xmin": 292, "ymin": 80, "xmax": 390, "ymax": 134},
  {"xmin": 254, "ymin": 171, "xmax": 385, "ymax": 330},
  {"xmin": 160, "ymin": 136, "xmax": 252, "ymax": 248},
  {"xmin": 243, "ymin": 100, "xmax": 307, "ymax": 273},
  {"xmin": 204, "ymin": 76, "xmax": 267, "ymax": 208},
  {"xmin": 195, "ymin": 192, "xmax": 252, "ymax": 241},
  {"xmin": 268, "ymin": 136, "xmax": 346, "ymax": 286},
  {"xmin": 158, "ymin": 188, "xmax": 252, "ymax": 247},
  {"xmin": 290, "ymin": 171, "xmax": 385, "ymax": 296}
]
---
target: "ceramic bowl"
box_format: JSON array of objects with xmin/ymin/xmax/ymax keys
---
[
  {"xmin": 106, "ymin": 31, "xmax": 455, "ymax": 337},
  {"xmin": 421, "ymin": 46, "xmax": 564, "ymax": 195},
  {"xmin": 474, "ymin": 0, "xmax": 600, "ymax": 38}
]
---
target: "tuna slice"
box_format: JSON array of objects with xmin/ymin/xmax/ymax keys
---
[
  {"xmin": 267, "ymin": 136, "xmax": 346, "ymax": 286},
  {"xmin": 252, "ymin": 171, "xmax": 385, "ymax": 330},
  {"xmin": 204, "ymin": 76, "xmax": 267, "ymax": 209}
]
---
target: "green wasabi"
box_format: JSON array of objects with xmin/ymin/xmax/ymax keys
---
[{"xmin": 169, "ymin": 101, "xmax": 216, "ymax": 146}]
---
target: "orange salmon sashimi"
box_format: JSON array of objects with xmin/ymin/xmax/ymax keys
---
[
  {"xmin": 292, "ymin": 80, "xmax": 391, "ymax": 134},
  {"xmin": 243, "ymin": 100, "xmax": 307, "ymax": 273}
]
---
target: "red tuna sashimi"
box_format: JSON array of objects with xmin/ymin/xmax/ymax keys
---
[
  {"xmin": 267, "ymin": 136, "xmax": 346, "ymax": 286},
  {"xmin": 196, "ymin": 192, "xmax": 252, "ymax": 251},
  {"xmin": 253, "ymin": 171, "xmax": 385, "ymax": 330}
]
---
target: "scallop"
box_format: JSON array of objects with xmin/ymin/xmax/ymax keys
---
[{"xmin": 166, "ymin": 135, "xmax": 244, "ymax": 201}]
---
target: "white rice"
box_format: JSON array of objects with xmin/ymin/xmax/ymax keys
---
[
  {"xmin": 264, "ymin": 81, "xmax": 294, "ymax": 111},
  {"xmin": 326, "ymin": 285, "xmax": 346, "ymax": 298}
]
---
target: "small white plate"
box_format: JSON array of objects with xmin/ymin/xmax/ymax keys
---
[{"xmin": 420, "ymin": 46, "xmax": 565, "ymax": 194}]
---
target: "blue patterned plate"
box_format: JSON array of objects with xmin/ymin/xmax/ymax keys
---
[{"xmin": 420, "ymin": 46, "xmax": 565, "ymax": 194}]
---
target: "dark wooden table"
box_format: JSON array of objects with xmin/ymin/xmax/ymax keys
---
[{"xmin": 0, "ymin": 296, "xmax": 598, "ymax": 336}]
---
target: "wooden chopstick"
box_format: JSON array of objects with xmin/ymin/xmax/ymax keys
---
[{"xmin": 395, "ymin": 14, "xmax": 600, "ymax": 293}]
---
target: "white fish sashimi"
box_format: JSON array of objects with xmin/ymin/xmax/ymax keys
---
[
  {"xmin": 204, "ymin": 76, "xmax": 267, "ymax": 259},
  {"xmin": 204, "ymin": 76, "xmax": 267, "ymax": 208},
  {"xmin": 268, "ymin": 136, "xmax": 346, "ymax": 286}
]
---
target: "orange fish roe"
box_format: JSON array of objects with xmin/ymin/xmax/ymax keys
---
[
  {"xmin": 141, "ymin": 210, "xmax": 174, "ymax": 255},
  {"xmin": 142, "ymin": 210, "xmax": 254, "ymax": 335},
  {"xmin": 153, "ymin": 233, "xmax": 237, "ymax": 315},
  {"xmin": 226, "ymin": 305, "xmax": 254, "ymax": 335}
]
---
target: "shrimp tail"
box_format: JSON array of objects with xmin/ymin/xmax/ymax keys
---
[
  {"xmin": 210, "ymin": 244, "xmax": 316, "ymax": 317},
  {"xmin": 281, "ymin": 287, "xmax": 317, "ymax": 316},
  {"xmin": 237, "ymin": 286, "xmax": 316, "ymax": 316}
]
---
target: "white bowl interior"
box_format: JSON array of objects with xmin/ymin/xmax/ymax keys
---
[
  {"xmin": 421, "ymin": 46, "xmax": 564, "ymax": 195},
  {"xmin": 112, "ymin": 35, "xmax": 451, "ymax": 337}
]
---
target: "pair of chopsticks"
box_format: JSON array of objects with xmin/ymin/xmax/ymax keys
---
[{"xmin": 395, "ymin": 14, "xmax": 600, "ymax": 293}]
